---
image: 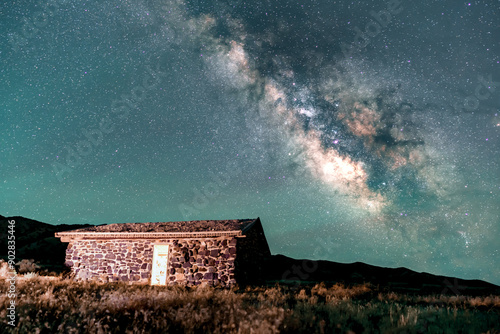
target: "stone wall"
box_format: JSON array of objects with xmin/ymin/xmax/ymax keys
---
[{"xmin": 65, "ymin": 237, "xmax": 238, "ymax": 286}]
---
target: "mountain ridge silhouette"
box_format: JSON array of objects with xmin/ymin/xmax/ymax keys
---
[{"xmin": 1, "ymin": 215, "xmax": 498, "ymax": 295}]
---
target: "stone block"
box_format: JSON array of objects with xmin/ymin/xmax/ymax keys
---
[
  {"xmin": 210, "ymin": 249, "xmax": 219, "ymax": 257},
  {"xmin": 203, "ymin": 273, "xmax": 215, "ymax": 280}
]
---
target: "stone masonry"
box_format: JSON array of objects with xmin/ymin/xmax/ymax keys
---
[{"xmin": 66, "ymin": 237, "xmax": 238, "ymax": 286}]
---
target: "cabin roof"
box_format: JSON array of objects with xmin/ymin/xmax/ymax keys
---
[{"xmin": 55, "ymin": 218, "xmax": 259, "ymax": 241}]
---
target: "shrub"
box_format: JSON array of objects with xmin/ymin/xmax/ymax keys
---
[
  {"xmin": 23, "ymin": 272, "xmax": 39, "ymax": 279},
  {"xmin": 0, "ymin": 260, "xmax": 11, "ymax": 279},
  {"xmin": 16, "ymin": 259, "xmax": 40, "ymax": 274}
]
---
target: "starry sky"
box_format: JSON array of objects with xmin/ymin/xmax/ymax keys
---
[{"xmin": 1, "ymin": 0, "xmax": 499, "ymax": 285}]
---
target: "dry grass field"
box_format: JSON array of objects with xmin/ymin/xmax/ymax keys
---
[{"xmin": 1, "ymin": 275, "xmax": 499, "ymax": 334}]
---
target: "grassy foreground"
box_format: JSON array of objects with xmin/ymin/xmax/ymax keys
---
[{"xmin": 1, "ymin": 277, "xmax": 499, "ymax": 333}]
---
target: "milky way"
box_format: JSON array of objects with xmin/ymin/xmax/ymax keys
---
[{"xmin": 1, "ymin": 0, "xmax": 499, "ymax": 285}]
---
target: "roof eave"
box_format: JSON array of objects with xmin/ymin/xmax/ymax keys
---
[{"xmin": 55, "ymin": 230, "xmax": 243, "ymax": 242}]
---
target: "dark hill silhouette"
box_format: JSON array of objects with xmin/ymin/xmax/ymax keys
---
[
  {"xmin": 1, "ymin": 215, "xmax": 498, "ymax": 295},
  {"xmin": 0, "ymin": 215, "xmax": 92, "ymax": 272},
  {"xmin": 264, "ymin": 254, "xmax": 500, "ymax": 296}
]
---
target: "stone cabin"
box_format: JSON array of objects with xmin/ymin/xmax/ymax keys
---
[{"xmin": 55, "ymin": 218, "xmax": 270, "ymax": 287}]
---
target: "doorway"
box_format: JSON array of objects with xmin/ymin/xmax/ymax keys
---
[{"xmin": 151, "ymin": 244, "xmax": 169, "ymax": 285}]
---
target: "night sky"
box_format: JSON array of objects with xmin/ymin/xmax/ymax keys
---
[{"xmin": 1, "ymin": 0, "xmax": 499, "ymax": 285}]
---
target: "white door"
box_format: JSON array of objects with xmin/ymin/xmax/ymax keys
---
[{"xmin": 151, "ymin": 245, "xmax": 169, "ymax": 286}]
